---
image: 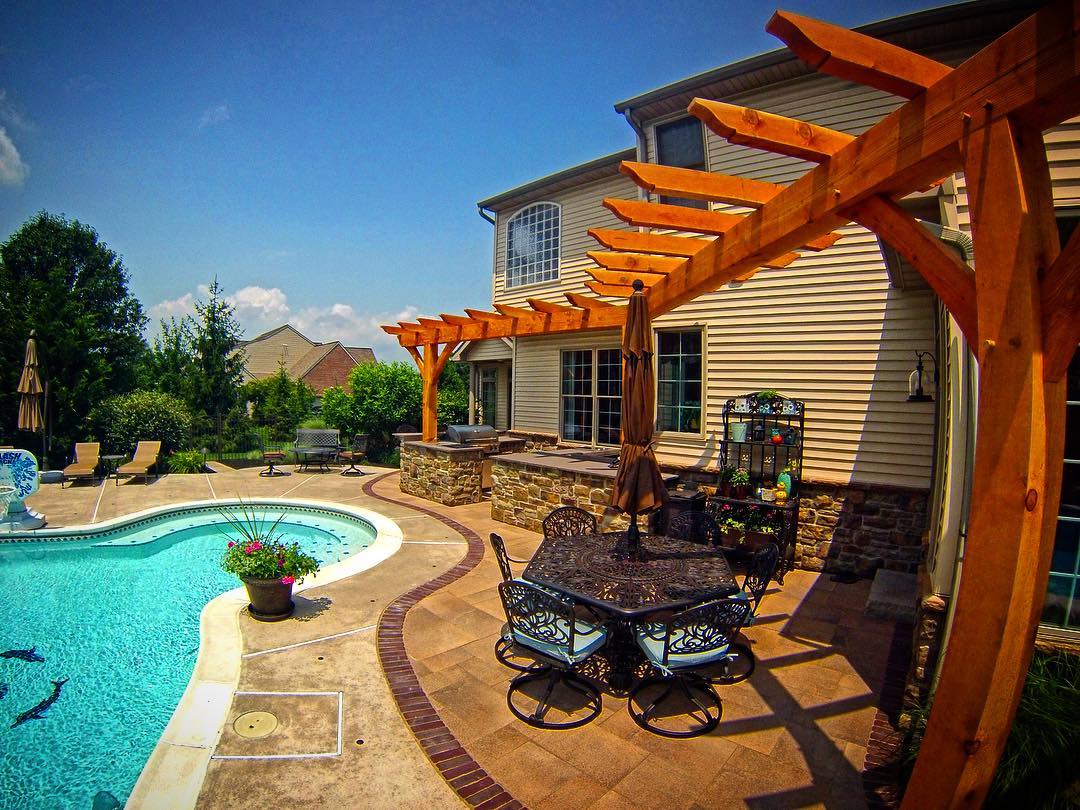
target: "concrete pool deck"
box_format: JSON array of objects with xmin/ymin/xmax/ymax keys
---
[{"xmin": 24, "ymin": 463, "xmax": 907, "ymax": 809}]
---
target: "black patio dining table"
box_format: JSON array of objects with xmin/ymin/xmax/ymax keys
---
[{"xmin": 522, "ymin": 530, "xmax": 739, "ymax": 689}]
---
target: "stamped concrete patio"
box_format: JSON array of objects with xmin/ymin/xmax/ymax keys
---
[{"xmin": 25, "ymin": 464, "xmax": 906, "ymax": 809}]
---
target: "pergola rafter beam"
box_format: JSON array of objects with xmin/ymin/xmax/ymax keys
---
[
  {"xmin": 766, "ymin": 10, "xmax": 953, "ymax": 99},
  {"xmin": 585, "ymin": 281, "xmax": 634, "ymax": 297},
  {"xmin": 527, "ymin": 298, "xmax": 572, "ymax": 314},
  {"xmin": 587, "ymin": 251, "xmax": 685, "ymax": 274},
  {"xmin": 586, "ymin": 268, "xmax": 662, "ymax": 287},
  {"xmin": 588, "ymin": 228, "xmax": 714, "ymax": 257},
  {"xmin": 620, "ymin": 161, "xmax": 783, "ymax": 206},
  {"xmin": 690, "ymin": 98, "xmax": 854, "ymax": 162},
  {"xmin": 604, "ymin": 197, "xmax": 743, "ymax": 235},
  {"xmin": 565, "ymin": 292, "xmax": 615, "ymax": 309}
]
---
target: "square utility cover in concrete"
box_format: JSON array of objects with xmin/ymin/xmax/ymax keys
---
[{"xmin": 214, "ymin": 692, "xmax": 341, "ymax": 758}]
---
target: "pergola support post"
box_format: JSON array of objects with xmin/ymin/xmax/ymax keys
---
[
  {"xmin": 901, "ymin": 117, "xmax": 1067, "ymax": 808},
  {"xmin": 408, "ymin": 342, "xmax": 459, "ymax": 442}
]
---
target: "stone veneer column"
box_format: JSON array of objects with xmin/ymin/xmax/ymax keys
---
[{"xmin": 399, "ymin": 442, "xmax": 485, "ymax": 507}]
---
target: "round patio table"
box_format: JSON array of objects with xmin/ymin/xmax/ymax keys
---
[{"xmin": 522, "ymin": 531, "xmax": 739, "ymax": 689}]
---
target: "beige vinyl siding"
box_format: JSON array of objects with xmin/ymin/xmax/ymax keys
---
[
  {"xmin": 512, "ymin": 330, "xmax": 621, "ymax": 437},
  {"xmin": 462, "ymin": 338, "xmax": 512, "ymax": 362},
  {"xmin": 492, "ymin": 174, "xmax": 638, "ymax": 307},
  {"xmin": 637, "ymin": 73, "xmax": 937, "ymax": 488},
  {"xmin": 649, "ymin": 223, "xmax": 935, "ymax": 488}
]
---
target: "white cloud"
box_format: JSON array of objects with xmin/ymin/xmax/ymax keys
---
[
  {"xmin": 0, "ymin": 127, "xmax": 28, "ymax": 187},
  {"xmin": 228, "ymin": 285, "xmax": 290, "ymax": 322},
  {"xmin": 149, "ymin": 292, "xmax": 196, "ymax": 321},
  {"xmin": 198, "ymin": 103, "xmax": 231, "ymax": 129}
]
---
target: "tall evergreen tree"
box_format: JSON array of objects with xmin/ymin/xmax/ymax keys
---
[
  {"xmin": 0, "ymin": 212, "xmax": 147, "ymax": 462},
  {"xmin": 189, "ymin": 279, "xmax": 246, "ymax": 444}
]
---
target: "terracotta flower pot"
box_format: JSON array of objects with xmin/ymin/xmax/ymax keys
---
[
  {"xmin": 734, "ymin": 484, "xmax": 749, "ymax": 499},
  {"xmin": 720, "ymin": 482, "xmax": 732, "ymax": 497},
  {"xmin": 243, "ymin": 577, "xmax": 295, "ymax": 621},
  {"xmin": 744, "ymin": 531, "xmax": 775, "ymax": 551},
  {"xmin": 721, "ymin": 527, "xmax": 743, "ymax": 549}
]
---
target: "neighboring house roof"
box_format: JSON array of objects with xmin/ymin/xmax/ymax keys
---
[
  {"xmin": 344, "ymin": 346, "xmax": 376, "ymax": 364},
  {"xmin": 235, "ymin": 324, "xmax": 376, "ymax": 391}
]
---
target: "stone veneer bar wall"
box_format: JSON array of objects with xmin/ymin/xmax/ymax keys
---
[
  {"xmin": 794, "ymin": 482, "xmax": 929, "ymax": 576},
  {"xmin": 490, "ymin": 457, "xmax": 634, "ymax": 533},
  {"xmin": 399, "ymin": 442, "xmax": 485, "ymax": 506}
]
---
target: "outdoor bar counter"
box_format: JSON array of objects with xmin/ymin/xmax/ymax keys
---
[
  {"xmin": 399, "ymin": 437, "xmax": 525, "ymax": 506},
  {"xmin": 490, "ymin": 448, "xmax": 678, "ymax": 533}
]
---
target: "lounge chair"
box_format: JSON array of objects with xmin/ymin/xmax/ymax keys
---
[
  {"xmin": 117, "ymin": 441, "xmax": 161, "ymax": 484},
  {"xmin": 62, "ymin": 442, "xmax": 100, "ymax": 488}
]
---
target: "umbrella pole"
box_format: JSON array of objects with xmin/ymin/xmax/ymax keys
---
[{"xmin": 627, "ymin": 510, "xmax": 640, "ymax": 560}]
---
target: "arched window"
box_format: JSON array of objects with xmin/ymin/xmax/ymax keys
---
[{"xmin": 505, "ymin": 202, "xmax": 560, "ymax": 288}]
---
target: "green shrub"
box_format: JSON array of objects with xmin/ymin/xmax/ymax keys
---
[
  {"xmin": 240, "ymin": 367, "xmax": 315, "ymax": 441},
  {"xmin": 321, "ymin": 361, "xmax": 422, "ymax": 462},
  {"xmin": 902, "ymin": 650, "xmax": 1080, "ymax": 808},
  {"xmin": 299, "ymin": 416, "xmax": 328, "ymax": 429},
  {"xmin": 167, "ymin": 449, "xmax": 206, "ymax": 474},
  {"xmin": 88, "ymin": 390, "xmax": 192, "ymax": 455}
]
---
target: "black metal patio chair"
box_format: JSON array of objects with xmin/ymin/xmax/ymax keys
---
[
  {"xmin": 338, "ymin": 434, "xmax": 368, "ymax": 476},
  {"xmin": 542, "ymin": 506, "xmax": 597, "ymax": 540},
  {"xmin": 490, "ymin": 532, "xmax": 546, "ymax": 673},
  {"xmin": 731, "ymin": 542, "xmax": 781, "ymax": 619},
  {"xmin": 499, "ymin": 580, "xmax": 608, "ymax": 730},
  {"xmin": 628, "ymin": 598, "xmax": 753, "ymax": 738},
  {"xmin": 667, "ymin": 511, "xmax": 723, "ymax": 545}
]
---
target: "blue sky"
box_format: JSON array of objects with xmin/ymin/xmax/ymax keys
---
[{"xmin": 2, "ymin": 0, "xmax": 933, "ymax": 360}]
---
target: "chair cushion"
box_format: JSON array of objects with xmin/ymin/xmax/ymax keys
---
[
  {"xmin": 635, "ymin": 624, "xmax": 731, "ymax": 673},
  {"xmin": 512, "ymin": 618, "xmax": 608, "ymax": 666}
]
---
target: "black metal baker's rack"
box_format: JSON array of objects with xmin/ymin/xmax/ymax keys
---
[{"xmin": 710, "ymin": 391, "xmax": 805, "ymax": 579}]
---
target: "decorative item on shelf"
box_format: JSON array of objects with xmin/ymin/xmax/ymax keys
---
[
  {"xmin": 218, "ymin": 502, "xmax": 321, "ymax": 621},
  {"xmin": 783, "ymin": 427, "xmax": 797, "ymax": 445},
  {"xmin": 770, "ymin": 427, "xmax": 783, "ymax": 445},
  {"xmin": 752, "ymin": 421, "xmax": 766, "ymax": 442},
  {"xmin": 761, "ymin": 484, "xmax": 777, "ymax": 503},
  {"xmin": 729, "ymin": 421, "xmax": 749, "ymax": 443},
  {"xmin": 731, "ymin": 467, "xmax": 750, "ymax": 499},
  {"xmin": 775, "ymin": 480, "xmax": 788, "ymax": 505}
]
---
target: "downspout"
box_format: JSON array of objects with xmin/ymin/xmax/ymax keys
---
[
  {"xmin": 621, "ymin": 108, "xmax": 649, "ymax": 202},
  {"xmin": 920, "ymin": 221, "xmax": 976, "ymax": 697}
]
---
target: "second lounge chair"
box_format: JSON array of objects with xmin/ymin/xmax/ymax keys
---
[{"xmin": 117, "ymin": 441, "xmax": 161, "ymax": 485}]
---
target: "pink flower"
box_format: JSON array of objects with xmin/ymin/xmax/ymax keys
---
[
  {"xmin": 281, "ymin": 575, "xmax": 295, "ymax": 585},
  {"xmin": 227, "ymin": 541, "xmax": 234, "ymax": 548},
  {"xmin": 251, "ymin": 541, "xmax": 262, "ymax": 551},
  {"xmin": 278, "ymin": 559, "xmax": 284, "ymax": 568}
]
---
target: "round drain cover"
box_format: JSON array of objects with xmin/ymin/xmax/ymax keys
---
[{"xmin": 234, "ymin": 711, "xmax": 278, "ymax": 739}]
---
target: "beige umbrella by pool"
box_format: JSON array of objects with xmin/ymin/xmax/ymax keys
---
[
  {"xmin": 611, "ymin": 280, "xmax": 667, "ymax": 558},
  {"xmin": 17, "ymin": 330, "xmax": 44, "ymax": 436}
]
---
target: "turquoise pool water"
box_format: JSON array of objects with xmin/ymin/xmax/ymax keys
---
[{"xmin": 0, "ymin": 503, "xmax": 376, "ymax": 809}]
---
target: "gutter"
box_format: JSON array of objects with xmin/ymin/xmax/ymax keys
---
[{"xmin": 622, "ymin": 109, "xmax": 649, "ymax": 203}]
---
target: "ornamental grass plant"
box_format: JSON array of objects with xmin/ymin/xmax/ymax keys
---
[{"xmin": 218, "ymin": 503, "xmax": 320, "ymax": 585}]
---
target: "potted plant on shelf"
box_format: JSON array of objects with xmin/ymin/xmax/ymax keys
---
[
  {"xmin": 716, "ymin": 504, "xmax": 746, "ymax": 548},
  {"xmin": 219, "ymin": 505, "xmax": 320, "ymax": 621},
  {"xmin": 718, "ymin": 465, "xmax": 735, "ymax": 497},
  {"xmin": 732, "ymin": 467, "xmax": 750, "ymax": 499}
]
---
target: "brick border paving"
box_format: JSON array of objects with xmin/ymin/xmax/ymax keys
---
[
  {"xmin": 362, "ymin": 472, "xmax": 526, "ymax": 810},
  {"xmin": 862, "ymin": 620, "xmax": 914, "ymax": 808}
]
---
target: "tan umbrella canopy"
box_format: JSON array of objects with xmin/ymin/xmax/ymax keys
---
[
  {"xmin": 611, "ymin": 280, "xmax": 667, "ymax": 556},
  {"xmin": 17, "ymin": 331, "xmax": 44, "ymax": 434}
]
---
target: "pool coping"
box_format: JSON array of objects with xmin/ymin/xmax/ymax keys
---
[{"xmin": 36, "ymin": 497, "xmax": 408, "ymax": 810}]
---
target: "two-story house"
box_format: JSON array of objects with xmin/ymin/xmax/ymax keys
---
[{"xmin": 452, "ymin": 0, "xmax": 1079, "ymax": 653}]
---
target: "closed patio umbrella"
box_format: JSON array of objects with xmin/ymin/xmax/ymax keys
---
[
  {"xmin": 17, "ymin": 331, "xmax": 44, "ymax": 434},
  {"xmin": 611, "ymin": 280, "xmax": 667, "ymax": 558}
]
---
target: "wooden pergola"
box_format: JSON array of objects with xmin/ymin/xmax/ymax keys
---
[{"xmin": 384, "ymin": 3, "xmax": 1079, "ymax": 804}]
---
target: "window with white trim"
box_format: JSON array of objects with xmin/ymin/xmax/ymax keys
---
[
  {"xmin": 505, "ymin": 202, "xmax": 560, "ymax": 288},
  {"xmin": 560, "ymin": 348, "xmax": 622, "ymax": 445},
  {"xmin": 656, "ymin": 329, "xmax": 703, "ymax": 433}
]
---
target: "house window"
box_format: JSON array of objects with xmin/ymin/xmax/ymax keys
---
[
  {"xmin": 1042, "ymin": 212, "xmax": 1080, "ymax": 634},
  {"xmin": 506, "ymin": 202, "xmax": 560, "ymax": 288},
  {"xmin": 561, "ymin": 349, "xmax": 622, "ymax": 445},
  {"xmin": 655, "ymin": 117, "xmax": 708, "ymax": 210},
  {"xmin": 656, "ymin": 330, "xmax": 703, "ymax": 433}
]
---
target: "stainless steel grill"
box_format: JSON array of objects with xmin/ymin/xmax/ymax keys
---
[{"xmin": 446, "ymin": 424, "xmax": 498, "ymax": 446}]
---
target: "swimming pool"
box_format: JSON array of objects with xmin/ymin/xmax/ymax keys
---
[{"xmin": 0, "ymin": 501, "xmax": 381, "ymax": 809}]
